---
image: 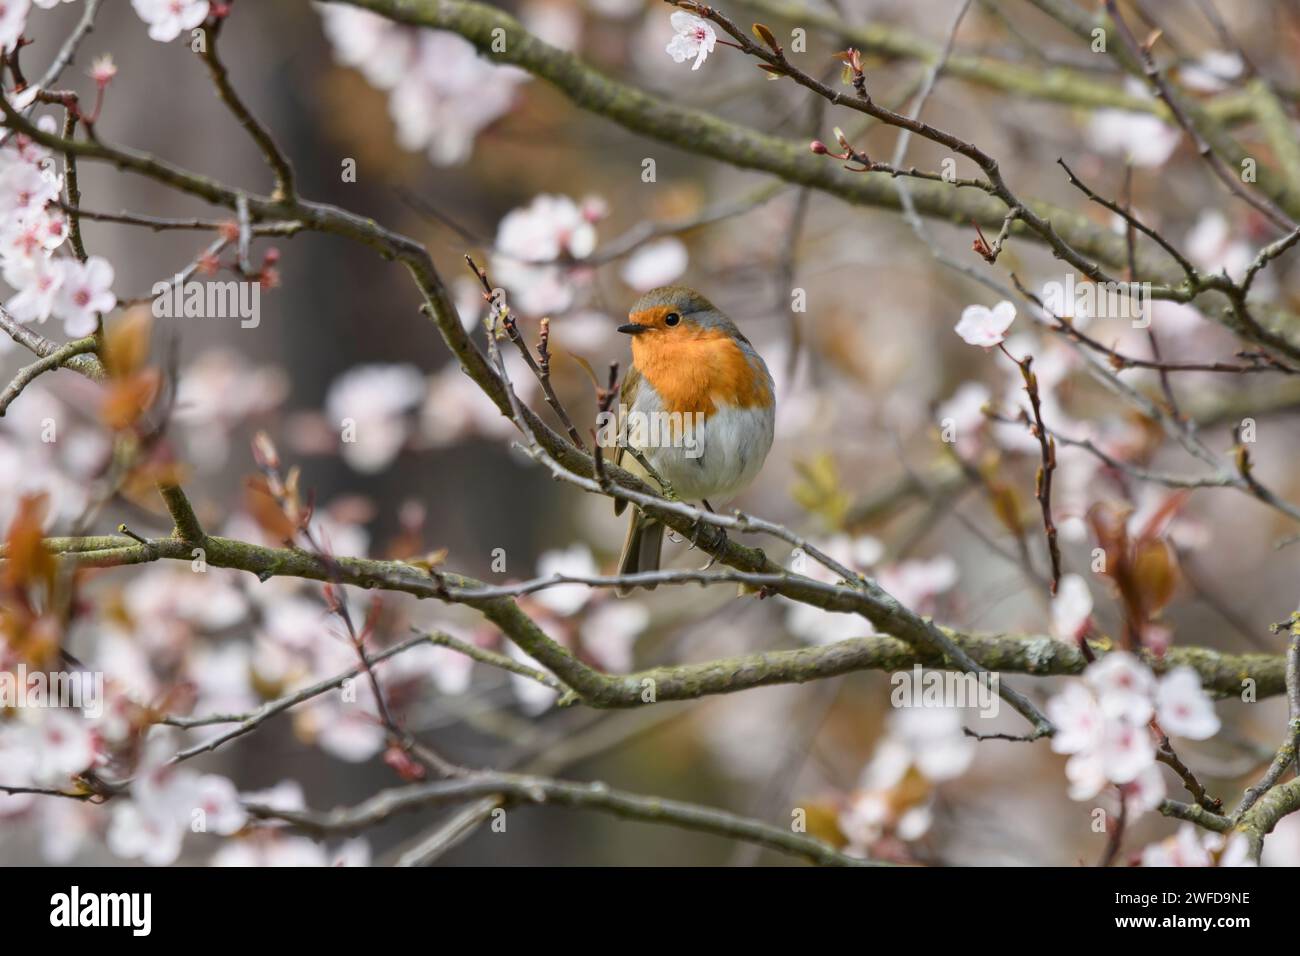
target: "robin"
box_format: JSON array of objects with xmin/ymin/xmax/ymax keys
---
[{"xmin": 613, "ymin": 286, "xmax": 775, "ymax": 595}]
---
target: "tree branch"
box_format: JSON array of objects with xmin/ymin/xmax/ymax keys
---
[{"xmin": 245, "ymin": 769, "xmax": 880, "ymax": 866}]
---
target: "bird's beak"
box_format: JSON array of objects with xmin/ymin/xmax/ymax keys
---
[{"xmin": 617, "ymin": 323, "xmax": 647, "ymax": 335}]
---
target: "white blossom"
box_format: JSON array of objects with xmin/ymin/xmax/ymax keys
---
[
  {"xmin": 665, "ymin": 12, "xmax": 716, "ymax": 70},
  {"xmin": 1155, "ymin": 666, "xmax": 1221, "ymax": 740},
  {"xmin": 955, "ymin": 300, "xmax": 1015, "ymax": 348},
  {"xmin": 131, "ymin": 0, "xmax": 209, "ymax": 43},
  {"xmin": 0, "ymin": 0, "xmax": 29, "ymax": 55},
  {"xmin": 1087, "ymin": 110, "xmax": 1180, "ymax": 168},
  {"xmin": 620, "ymin": 237, "xmax": 688, "ymax": 291},
  {"xmin": 317, "ymin": 7, "xmax": 526, "ymax": 166},
  {"xmin": 491, "ymin": 194, "xmax": 598, "ymax": 315},
  {"xmin": 1051, "ymin": 574, "xmax": 1093, "ymax": 644},
  {"xmin": 2, "ymin": 253, "xmax": 63, "ymax": 323},
  {"xmin": 30, "ymin": 710, "xmax": 97, "ymax": 784},
  {"xmin": 935, "ymin": 382, "xmax": 989, "ymax": 456},
  {"xmin": 53, "ymin": 255, "xmax": 116, "ymax": 336},
  {"xmin": 1179, "ymin": 51, "xmax": 1243, "ymax": 93},
  {"xmin": 533, "ymin": 543, "xmax": 599, "ymax": 617},
  {"xmin": 325, "ymin": 363, "xmax": 425, "ymax": 473},
  {"xmin": 1047, "ymin": 653, "xmax": 1220, "ymax": 811}
]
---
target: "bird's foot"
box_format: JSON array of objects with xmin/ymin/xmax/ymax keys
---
[
  {"xmin": 697, "ymin": 548, "xmax": 720, "ymax": 572},
  {"xmin": 692, "ymin": 521, "xmax": 726, "ymax": 567}
]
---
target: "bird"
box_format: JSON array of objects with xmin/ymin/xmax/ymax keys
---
[{"xmin": 612, "ymin": 286, "xmax": 775, "ymax": 596}]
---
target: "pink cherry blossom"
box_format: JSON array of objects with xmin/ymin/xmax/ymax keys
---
[
  {"xmin": 54, "ymin": 254, "xmax": 116, "ymax": 336},
  {"xmin": 507, "ymin": 613, "xmax": 570, "ymax": 714},
  {"xmin": 173, "ymin": 348, "xmax": 289, "ymax": 470},
  {"xmin": 878, "ymin": 556, "xmax": 958, "ymax": 615},
  {"xmin": 1179, "ymin": 51, "xmax": 1243, "ymax": 93},
  {"xmin": 1, "ymin": 205, "xmax": 68, "ymax": 260},
  {"xmin": 955, "ymin": 300, "xmax": 1016, "ymax": 348},
  {"xmin": 837, "ymin": 791, "xmax": 890, "ymax": 848},
  {"xmin": 836, "ymin": 711, "xmax": 968, "ymax": 854},
  {"xmin": 1087, "ymin": 110, "xmax": 1179, "ymax": 168},
  {"xmin": 108, "ymin": 800, "xmax": 186, "ymax": 866},
  {"xmin": 106, "ymin": 729, "xmax": 248, "ymax": 864},
  {"xmin": 1050, "ymin": 573, "xmax": 1093, "ymax": 644},
  {"xmin": 2, "ymin": 252, "xmax": 64, "ymax": 322},
  {"xmin": 888, "ymin": 706, "xmax": 976, "ymax": 782},
  {"xmin": 419, "ymin": 352, "xmax": 536, "ymax": 447},
  {"xmin": 492, "ymin": 194, "xmax": 598, "ymax": 316},
  {"xmin": 1052, "ymin": 665, "xmax": 1142, "ymax": 800},
  {"xmin": 39, "ymin": 798, "xmax": 99, "ymax": 864},
  {"xmin": 324, "ymin": 363, "xmax": 426, "ymax": 474},
  {"xmin": 0, "ymin": 162, "xmax": 61, "ymax": 222},
  {"xmin": 935, "ymin": 381, "xmax": 989, "ymax": 456},
  {"xmin": 1096, "ymin": 715, "xmax": 1157, "ymax": 785},
  {"xmin": 1262, "ymin": 813, "xmax": 1300, "ymax": 866},
  {"xmin": 784, "ymin": 535, "xmax": 885, "ymax": 645},
  {"xmin": 122, "ymin": 564, "xmax": 249, "ymax": 642},
  {"xmin": 1140, "ymin": 824, "xmax": 1256, "ymax": 867},
  {"xmin": 589, "ymin": 0, "xmax": 641, "ymax": 16},
  {"xmin": 31, "ymin": 709, "xmax": 97, "ymax": 784},
  {"xmin": 1047, "ymin": 680, "xmax": 1102, "ymax": 756},
  {"xmin": 1085, "ymin": 650, "xmax": 1155, "ymax": 724},
  {"xmin": 388, "ymin": 31, "xmax": 527, "ymax": 166},
  {"xmin": 579, "ymin": 600, "xmax": 648, "ymax": 673},
  {"xmin": 620, "ymin": 237, "xmax": 688, "ymax": 291},
  {"xmin": 522, "ymin": 0, "xmax": 582, "ymax": 51},
  {"xmin": 1047, "ymin": 653, "xmax": 1221, "ymax": 811},
  {"xmin": 241, "ymin": 780, "xmax": 306, "ymax": 813},
  {"xmin": 131, "ymin": 0, "xmax": 210, "ymax": 44},
  {"xmin": 1185, "ymin": 209, "xmax": 1255, "ymax": 283},
  {"xmin": 533, "ymin": 543, "xmax": 599, "ymax": 617},
  {"xmin": 1142, "ymin": 822, "xmax": 1214, "ymax": 867},
  {"xmin": 0, "ymin": 0, "xmax": 29, "ymax": 55},
  {"xmin": 302, "ymin": 691, "xmax": 387, "ymax": 763},
  {"xmin": 387, "ymin": 626, "xmax": 476, "ymax": 696},
  {"xmin": 1155, "ymin": 666, "xmax": 1221, "ymax": 740},
  {"xmin": 212, "ymin": 833, "xmax": 369, "ymax": 867},
  {"xmin": 665, "ymin": 12, "xmax": 716, "ymax": 70},
  {"xmin": 1062, "ymin": 748, "xmax": 1108, "ymax": 801},
  {"xmin": 89, "ymin": 54, "xmax": 118, "ymax": 86},
  {"xmin": 316, "ymin": 6, "xmax": 416, "ymax": 89},
  {"xmin": 1121, "ymin": 763, "xmax": 1167, "ymax": 816},
  {"xmin": 0, "ymin": 724, "xmax": 38, "ymax": 817},
  {"xmin": 317, "ymin": 8, "xmax": 526, "ymax": 166},
  {"xmin": 8, "ymin": 128, "xmax": 52, "ymax": 167},
  {"xmin": 189, "ymin": 773, "xmax": 249, "ymax": 835}
]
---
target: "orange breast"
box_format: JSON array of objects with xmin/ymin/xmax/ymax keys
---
[{"xmin": 632, "ymin": 330, "xmax": 771, "ymax": 415}]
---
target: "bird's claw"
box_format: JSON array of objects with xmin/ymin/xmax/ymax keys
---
[{"xmin": 692, "ymin": 523, "xmax": 726, "ymax": 565}]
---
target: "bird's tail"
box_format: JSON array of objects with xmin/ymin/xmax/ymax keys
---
[{"xmin": 616, "ymin": 510, "xmax": 663, "ymax": 597}]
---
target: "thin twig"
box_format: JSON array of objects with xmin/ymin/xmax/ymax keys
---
[{"xmin": 247, "ymin": 770, "xmax": 881, "ymax": 866}]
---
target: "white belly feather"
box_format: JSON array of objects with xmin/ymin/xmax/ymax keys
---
[{"xmin": 623, "ymin": 387, "xmax": 775, "ymax": 504}]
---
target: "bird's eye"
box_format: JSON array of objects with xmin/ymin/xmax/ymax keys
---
[{"xmin": 664, "ymin": 312, "xmax": 681, "ymax": 327}]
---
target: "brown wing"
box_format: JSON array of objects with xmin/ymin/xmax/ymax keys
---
[{"xmin": 612, "ymin": 364, "xmax": 643, "ymax": 517}]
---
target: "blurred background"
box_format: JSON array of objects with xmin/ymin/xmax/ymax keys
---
[{"xmin": 3, "ymin": 0, "xmax": 1300, "ymax": 865}]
